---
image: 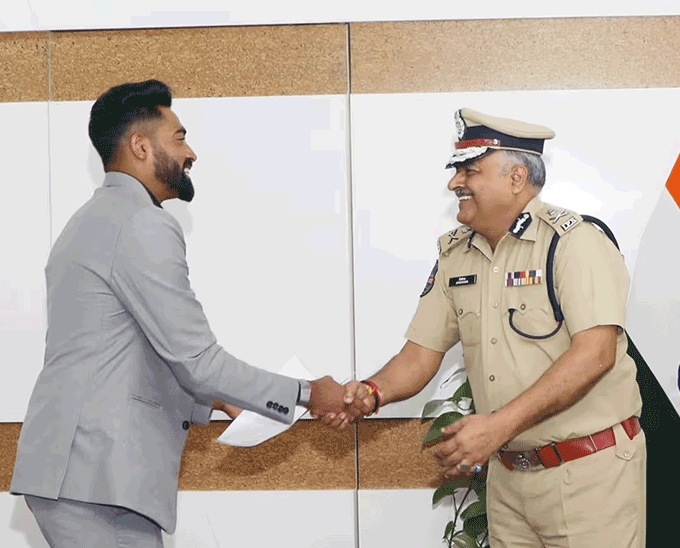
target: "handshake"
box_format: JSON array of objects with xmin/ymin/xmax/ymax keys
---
[
  {"xmin": 305, "ymin": 376, "xmax": 381, "ymax": 429},
  {"xmin": 213, "ymin": 376, "xmax": 383, "ymax": 429}
]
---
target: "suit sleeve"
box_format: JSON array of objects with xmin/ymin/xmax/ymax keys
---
[
  {"xmin": 191, "ymin": 402, "xmax": 213, "ymax": 426},
  {"xmin": 110, "ymin": 207, "xmax": 299, "ymax": 424}
]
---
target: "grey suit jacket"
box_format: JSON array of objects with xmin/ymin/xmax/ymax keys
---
[{"xmin": 11, "ymin": 172, "xmax": 299, "ymax": 533}]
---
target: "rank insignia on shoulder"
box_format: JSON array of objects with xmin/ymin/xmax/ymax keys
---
[
  {"xmin": 506, "ymin": 269, "xmax": 543, "ymax": 287},
  {"xmin": 560, "ymin": 216, "xmax": 578, "ymax": 232},
  {"xmin": 449, "ymin": 275, "xmax": 477, "ymax": 287},
  {"xmin": 420, "ymin": 261, "xmax": 439, "ymax": 297},
  {"xmin": 537, "ymin": 205, "xmax": 582, "ymax": 235},
  {"xmin": 546, "ymin": 208, "xmax": 571, "ymax": 224},
  {"xmin": 438, "ymin": 226, "xmax": 473, "ymax": 256}
]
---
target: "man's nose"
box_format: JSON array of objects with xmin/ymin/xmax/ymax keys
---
[
  {"xmin": 447, "ymin": 170, "xmax": 464, "ymax": 191},
  {"xmin": 187, "ymin": 145, "xmax": 197, "ymax": 163}
]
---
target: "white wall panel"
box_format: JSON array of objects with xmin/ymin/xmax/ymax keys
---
[
  {"xmin": 351, "ymin": 88, "xmax": 680, "ymax": 417},
  {"xmin": 48, "ymin": 101, "xmax": 105, "ymax": 246},
  {"xmin": 165, "ymin": 491, "xmax": 355, "ymax": 548},
  {"xmin": 3, "ymin": 491, "xmax": 355, "ymax": 548},
  {"xmin": 628, "ymin": 189, "xmax": 680, "ymax": 412},
  {"xmin": 2, "ymin": 493, "xmax": 49, "ymax": 548},
  {"xmin": 167, "ymin": 96, "xmax": 352, "ymax": 384},
  {"xmin": 3, "ymin": 0, "xmax": 680, "ymax": 32},
  {"xmin": 359, "ymin": 489, "xmax": 453, "ymax": 548},
  {"xmin": 0, "ymin": 102, "xmax": 50, "ymax": 422},
  {"xmin": 49, "ymin": 96, "xmax": 352, "ymax": 397}
]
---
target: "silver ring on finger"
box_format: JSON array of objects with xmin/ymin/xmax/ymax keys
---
[{"xmin": 472, "ymin": 464, "xmax": 483, "ymax": 474}]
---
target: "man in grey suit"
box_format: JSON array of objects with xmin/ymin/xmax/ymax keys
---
[{"xmin": 11, "ymin": 80, "xmax": 349, "ymax": 548}]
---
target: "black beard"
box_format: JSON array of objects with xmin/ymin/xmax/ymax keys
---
[{"xmin": 153, "ymin": 147, "xmax": 195, "ymax": 203}]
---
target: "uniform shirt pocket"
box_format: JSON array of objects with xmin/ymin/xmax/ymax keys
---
[
  {"xmin": 503, "ymin": 284, "xmax": 555, "ymax": 339},
  {"xmin": 452, "ymin": 286, "xmax": 482, "ymax": 346}
]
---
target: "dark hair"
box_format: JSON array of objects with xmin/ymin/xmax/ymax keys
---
[{"xmin": 88, "ymin": 79, "xmax": 172, "ymax": 167}]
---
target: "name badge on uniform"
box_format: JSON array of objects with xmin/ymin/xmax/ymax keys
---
[
  {"xmin": 449, "ymin": 275, "xmax": 477, "ymax": 287},
  {"xmin": 506, "ymin": 269, "xmax": 543, "ymax": 287}
]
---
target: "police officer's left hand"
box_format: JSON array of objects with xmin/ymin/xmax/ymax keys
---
[{"xmin": 434, "ymin": 414, "xmax": 510, "ymax": 477}]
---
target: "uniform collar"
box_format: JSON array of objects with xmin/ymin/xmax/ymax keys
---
[
  {"xmin": 463, "ymin": 196, "xmax": 543, "ymax": 259},
  {"xmin": 464, "ymin": 232, "xmax": 492, "ymax": 260},
  {"xmin": 103, "ymin": 171, "xmax": 162, "ymax": 208}
]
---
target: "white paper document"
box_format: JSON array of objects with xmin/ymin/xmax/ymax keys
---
[{"xmin": 216, "ymin": 356, "xmax": 312, "ymax": 447}]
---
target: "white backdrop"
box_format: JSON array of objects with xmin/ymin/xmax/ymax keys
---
[
  {"xmin": 5, "ymin": 88, "xmax": 680, "ymax": 421},
  {"xmin": 4, "ymin": 88, "xmax": 680, "ymax": 547},
  {"xmin": 2, "ymin": 0, "xmax": 680, "ymax": 32},
  {"xmin": 351, "ymin": 88, "xmax": 680, "ymax": 417}
]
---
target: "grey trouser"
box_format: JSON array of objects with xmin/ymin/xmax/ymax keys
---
[{"xmin": 24, "ymin": 495, "xmax": 164, "ymax": 548}]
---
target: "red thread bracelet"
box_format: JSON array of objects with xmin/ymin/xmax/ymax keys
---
[{"xmin": 361, "ymin": 380, "xmax": 383, "ymax": 415}]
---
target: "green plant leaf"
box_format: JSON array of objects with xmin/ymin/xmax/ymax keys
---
[
  {"xmin": 463, "ymin": 514, "xmax": 488, "ymax": 538},
  {"xmin": 461, "ymin": 499, "xmax": 486, "ymax": 521},
  {"xmin": 432, "ymin": 478, "xmax": 472, "ymax": 505},
  {"xmin": 444, "ymin": 521, "xmax": 455, "ymax": 538},
  {"xmin": 470, "ymin": 475, "xmax": 486, "ymax": 496},
  {"xmin": 422, "ymin": 411, "xmax": 464, "ymax": 445},
  {"xmin": 449, "ymin": 379, "xmax": 473, "ymax": 405},
  {"xmin": 421, "ymin": 398, "xmax": 448, "ymax": 418},
  {"xmin": 451, "ymin": 531, "xmax": 477, "ymax": 548}
]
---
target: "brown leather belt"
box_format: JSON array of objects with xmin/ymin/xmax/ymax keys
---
[{"xmin": 497, "ymin": 417, "xmax": 641, "ymax": 471}]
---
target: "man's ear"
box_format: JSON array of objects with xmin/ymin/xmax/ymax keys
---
[
  {"xmin": 129, "ymin": 132, "xmax": 151, "ymax": 161},
  {"xmin": 510, "ymin": 164, "xmax": 529, "ymax": 195}
]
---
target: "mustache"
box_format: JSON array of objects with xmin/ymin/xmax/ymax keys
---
[{"xmin": 455, "ymin": 189, "xmax": 474, "ymax": 197}]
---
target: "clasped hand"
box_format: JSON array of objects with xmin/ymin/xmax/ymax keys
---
[
  {"xmin": 433, "ymin": 413, "xmax": 510, "ymax": 478},
  {"xmin": 310, "ymin": 379, "xmax": 376, "ymax": 429}
]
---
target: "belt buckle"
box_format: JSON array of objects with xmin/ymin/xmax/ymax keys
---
[{"xmin": 515, "ymin": 453, "xmax": 532, "ymax": 470}]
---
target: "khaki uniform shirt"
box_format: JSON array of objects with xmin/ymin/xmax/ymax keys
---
[{"xmin": 406, "ymin": 197, "xmax": 642, "ymax": 450}]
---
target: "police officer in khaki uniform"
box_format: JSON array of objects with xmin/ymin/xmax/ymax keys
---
[{"xmin": 328, "ymin": 109, "xmax": 646, "ymax": 547}]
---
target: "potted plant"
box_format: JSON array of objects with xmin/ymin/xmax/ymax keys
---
[{"xmin": 422, "ymin": 375, "xmax": 490, "ymax": 548}]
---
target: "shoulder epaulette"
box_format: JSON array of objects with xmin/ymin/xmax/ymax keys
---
[
  {"xmin": 438, "ymin": 226, "xmax": 473, "ymax": 256},
  {"xmin": 535, "ymin": 204, "xmax": 583, "ymax": 236}
]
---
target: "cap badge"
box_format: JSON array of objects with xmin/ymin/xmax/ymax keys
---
[{"xmin": 454, "ymin": 110, "xmax": 467, "ymax": 140}]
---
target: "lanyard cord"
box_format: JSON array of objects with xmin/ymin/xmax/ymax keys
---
[{"xmin": 507, "ymin": 215, "xmax": 619, "ymax": 340}]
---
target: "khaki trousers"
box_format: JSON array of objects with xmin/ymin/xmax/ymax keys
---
[{"xmin": 487, "ymin": 424, "xmax": 646, "ymax": 548}]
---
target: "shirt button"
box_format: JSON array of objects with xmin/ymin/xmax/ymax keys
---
[
  {"xmin": 182, "ymin": 420, "xmax": 190, "ymax": 431},
  {"xmin": 492, "ymin": 301, "xmax": 499, "ymax": 308},
  {"xmin": 623, "ymin": 451, "xmax": 631, "ymax": 459},
  {"xmin": 493, "ymin": 266, "xmax": 500, "ymax": 274},
  {"xmin": 489, "ymin": 375, "xmax": 495, "ymax": 382},
  {"xmin": 520, "ymin": 303, "xmax": 526, "ymax": 311},
  {"xmin": 458, "ymin": 309, "xmax": 463, "ymax": 315},
  {"xmin": 491, "ymin": 337, "xmax": 498, "ymax": 344}
]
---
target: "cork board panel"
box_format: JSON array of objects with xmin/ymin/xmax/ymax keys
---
[
  {"xmin": 350, "ymin": 17, "xmax": 680, "ymax": 94},
  {"xmin": 50, "ymin": 25, "xmax": 348, "ymax": 102},
  {"xmin": 0, "ymin": 421, "xmax": 355, "ymax": 492},
  {"xmin": 357, "ymin": 419, "xmax": 446, "ymax": 489},
  {"xmin": 0, "ymin": 33, "xmax": 49, "ymax": 102},
  {"xmin": 0, "ymin": 424, "xmax": 22, "ymax": 491},
  {"xmin": 179, "ymin": 421, "xmax": 356, "ymax": 490}
]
